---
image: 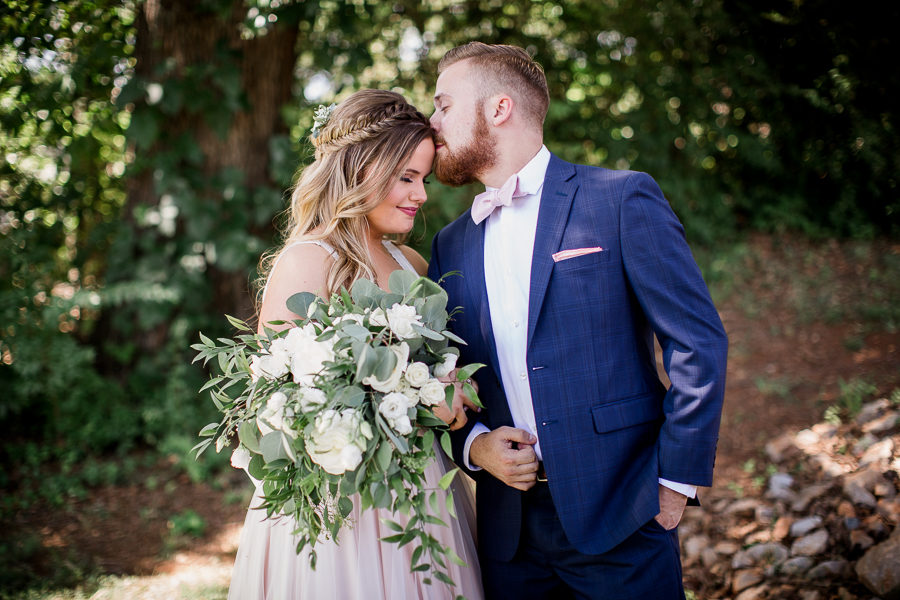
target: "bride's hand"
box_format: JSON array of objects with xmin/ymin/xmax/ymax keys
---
[{"xmin": 432, "ymin": 374, "xmax": 479, "ymax": 431}]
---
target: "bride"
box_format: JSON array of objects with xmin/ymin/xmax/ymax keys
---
[{"xmin": 227, "ymin": 89, "xmax": 483, "ymax": 599}]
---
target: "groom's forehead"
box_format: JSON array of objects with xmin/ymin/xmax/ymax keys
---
[{"xmin": 435, "ymin": 61, "xmax": 473, "ymax": 96}]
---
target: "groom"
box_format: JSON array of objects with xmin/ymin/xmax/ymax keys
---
[{"xmin": 428, "ymin": 42, "xmax": 728, "ymax": 599}]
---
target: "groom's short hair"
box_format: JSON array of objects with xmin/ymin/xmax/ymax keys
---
[{"xmin": 438, "ymin": 42, "xmax": 550, "ymax": 128}]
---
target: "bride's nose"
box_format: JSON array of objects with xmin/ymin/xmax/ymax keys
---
[{"xmin": 410, "ymin": 184, "xmax": 427, "ymax": 205}]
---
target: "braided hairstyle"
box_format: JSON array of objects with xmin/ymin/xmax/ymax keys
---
[{"xmin": 260, "ymin": 89, "xmax": 433, "ymax": 300}]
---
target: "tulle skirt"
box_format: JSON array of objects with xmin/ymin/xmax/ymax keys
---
[{"xmin": 227, "ymin": 445, "xmax": 483, "ymax": 599}]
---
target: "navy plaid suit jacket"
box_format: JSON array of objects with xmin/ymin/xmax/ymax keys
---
[{"xmin": 428, "ymin": 154, "xmax": 728, "ymax": 561}]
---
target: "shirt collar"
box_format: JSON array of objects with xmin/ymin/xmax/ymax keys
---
[{"xmin": 483, "ymin": 145, "xmax": 551, "ymax": 196}]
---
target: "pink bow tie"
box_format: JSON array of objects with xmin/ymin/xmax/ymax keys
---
[{"xmin": 470, "ymin": 174, "xmax": 526, "ymax": 224}]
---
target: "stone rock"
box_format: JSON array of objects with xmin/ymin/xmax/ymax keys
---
[
  {"xmin": 726, "ymin": 498, "xmax": 763, "ymax": 518},
  {"xmin": 807, "ymin": 559, "xmax": 849, "ymax": 579},
  {"xmin": 836, "ymin": 500, "xmax": 856, "ymax": 518},
  {"xmin": 772, "ymin": 516, "xmax": 793, "ymax": 541},
  {"xmin": 780, "ymin": 556, "xmax": 815, "ymax": 576},
  {"xmin": 852, "ymin": 432, "xmax": 878, "ymax": 456},
  {"xmin": 864, "ymin": 515, "xmax": 888, "ymax": 537},
  {"xmin": 863, "ymin": 411, "xmax": 900, "ymax": 435},
  {"xmin": 746, "ymin": 529, "xmax": 772, "ymax": 545},
  {"xmin": 877, "ymin": 498, "xmax": 900, "ymax": 523},
  {"xmin": 811, "ymin": 422, "xmax": 838, "ymax": 437},
  {"xmin": 701, "ymin": 547, "xmax": 719, "ymax": 568},
  {"xmin": 845, "ymin": 481, "xmax": 878, "ymax": 508},
  {"xmin": 855, "ymin": 528, "xmax": 900, "ymax": 598},
  {"xmin": 790, "ymin": 515, "xmax": 824, "ymax": 537},
  {"xmin": 860, "ymin": 438, "xmax": 895, "ymax": 466},
  {"xmin": 767, "ymin": 472, "xmax": 795, "ymax": 501},
  {"xmin": 812, "ymin": 453, "xmax": 850, "ymax": 477},
  {"xmin": 844, "ymin": 516, "xmax": 861, "ymax": 530},
  {"xmin": 755, "ymin": 504, "xmax": 777, "ymax": 525},
  {"xmin": 714, "ymin": 540, "xmax": 740, "ymax": 555},
  {"xmin": 790, "ymin": 529, "xmax": 829, "ymax": 556},
  {"xmin": 735, "ymin": 585, "xmax": 769, "ymax": 600},
  {"xmin": 798, "ymin": 591, "xmax": 822, "ymax": 600},
  {"xmin": 791, "ymin": 482, "xmax": 832, "ymax": 512},
  {"xmin": 795, "ymin": 428, "xmax": 820, "ymax": 449},
  {"xmin": 732, "ymin": 569, "xmax": 764, "ymax": 593},
  {"xmin": 765, "ymin": 433, "xmax": 796, "ymax": 463},
  {"xmin": 856, "ymin": 398, "xmax": 891, "ymax": 426},
  {"xmin": 850, "ymin": 529, "xmax": 875, "ymax": 551},
  {"xmin": 874, "ymin": 479, "xmax": 897, "ymax": 499},
  {"xmin": 683, "ymin": 535, "xmax": 710, "ymax": 560},
  {"xmin": 744, "ymin": 542, "xmax": 789, "ymax": 566}
]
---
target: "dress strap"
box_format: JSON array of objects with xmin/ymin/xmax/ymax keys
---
[{"xmin": 382, "ymin": 240, "xmax": 417, "ymax": 273}]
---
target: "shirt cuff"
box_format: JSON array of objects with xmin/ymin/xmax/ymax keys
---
[
  {"xmin": 659, "ymin": 478, "xmax": 697, "ymax": 498},
  {"xmin": 463, "ymin": 423, "xmax": 491, "ymax": 471}
]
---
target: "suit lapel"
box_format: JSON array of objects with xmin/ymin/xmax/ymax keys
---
[
  {"xmin": 463, "ymin": 218, "xmax": 503, "ymax": 378},
  {"xmin": 527, "ymin": 156, "xmax": 578, "ymax": 348}
]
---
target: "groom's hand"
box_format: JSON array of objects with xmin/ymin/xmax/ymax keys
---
[
  {"xmin": 654, "ymin": 484, "xmax": 688, "ymax": 530},
  {"xmin": 470, "ymin": 427, "xmax": 539, "ymax": 491}
]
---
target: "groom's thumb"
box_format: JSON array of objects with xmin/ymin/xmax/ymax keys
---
[{"xmin": 505, "ymin": 428, "xmax": 536, "ymax": 446}]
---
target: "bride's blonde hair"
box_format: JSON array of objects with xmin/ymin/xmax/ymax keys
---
[{"xmin": 259, "ymin": 89, "xmax": 433, "ymax": 301}]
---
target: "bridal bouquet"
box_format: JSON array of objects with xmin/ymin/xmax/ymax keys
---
[{"xmin": 192, "ymin": 270, "xmax": 481, "ymax": 587}]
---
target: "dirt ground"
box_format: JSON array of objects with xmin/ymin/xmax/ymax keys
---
[{"xmin": 6, "ymin": 235, "xmax": 899, "ymax": 597}]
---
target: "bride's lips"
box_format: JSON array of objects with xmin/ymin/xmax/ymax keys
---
[{"xmin": 398, "ymin": 206, "xmax": 418, "ymax": 217}]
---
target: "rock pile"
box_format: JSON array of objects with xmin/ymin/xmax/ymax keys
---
[{"xmin": 680, "ymin": 398, "xmax": 900, "ymax": 599}]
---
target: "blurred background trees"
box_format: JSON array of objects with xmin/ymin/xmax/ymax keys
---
[{"xmin": 2, "ymin": 0, "xmax": 897, "ymax": 484}]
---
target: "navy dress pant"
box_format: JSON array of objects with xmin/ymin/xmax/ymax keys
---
[{"xmin": 481, "ymin": 483, "xmax": 686, "ymax": 600}]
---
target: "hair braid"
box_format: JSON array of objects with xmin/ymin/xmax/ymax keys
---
[{"xmin": 257, "ymin": 89, "xmax": 433, "ymax": 306}]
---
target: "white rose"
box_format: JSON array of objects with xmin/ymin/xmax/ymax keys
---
[
  {"xmin": 433, "ymin": 353, "xmax": 458, "ymax": 378},
  {"xmin": 230, "ymin": 445, "xmax": 251, "ymax": 470},
  {"xmin": 250, "ymin": 341, "xmax": 291, "ymax": 381},
  {"xmin": 297, "ymin": 386, "xmax": 327, "ymax": 413},
  {"xmin": 385, "ymin": 303, "xmax": 423, "ymax": 340},
  {"xmin": 368, "ymin": 308, "xmax": 388, "ymax": 328},
  {"xmin": 396, "ymin": 380, "xmax": 420, "ymax": 405},
  {"xmin": 284, "ymin": 323, "xmax": 336, "ymax": 386},
  {"xmin": 306, "ymin": 409, "xmax": 366, "ymax": 475},
  {"xmin": 379, "ymin": 392, "xmax": 412, "ymax": 421},
  {"xmin": 404, "ymin": 361, "xmax": 430, "ymax": 387},
  {"xmin": 258, "ymin": 391, "xmax": 297, "ymax": 438},
  {"xmin": 418, "ymin": 379, "xmax": 447, "ymax": 407},
  {"xmin": 362, "ymin": 342, "xmax": 409, "ymax": 393},
  {"xmin": 390, "ymin": 414, "xmax": 412, "ymax": 435}
]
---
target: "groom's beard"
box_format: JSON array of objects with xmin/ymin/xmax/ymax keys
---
[{"xmin": 434, "ymin": 108, "xmax": 497, "ymax": 187}]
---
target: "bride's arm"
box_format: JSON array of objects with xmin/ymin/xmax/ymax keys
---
[{"xmin": 257, "ymin": 243, "xmax": 332, "ymax": 335}]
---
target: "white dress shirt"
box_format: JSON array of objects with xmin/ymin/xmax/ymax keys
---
[{"xmin": 462, "ymin": 145, "xmax": 696, "ymax": 499}]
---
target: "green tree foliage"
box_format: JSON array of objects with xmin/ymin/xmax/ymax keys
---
[{"xmin": 1, "ymin": 0, "xmax": 897, "ymax": 466}]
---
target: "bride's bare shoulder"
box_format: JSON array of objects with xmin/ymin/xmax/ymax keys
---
[
  {"xmin": 259, "ymin": 242, "xmax": 333, "ymax": 332},
  {"xmin": 397, "ymin": 244, "xmax": 428, "ymax": 276}
]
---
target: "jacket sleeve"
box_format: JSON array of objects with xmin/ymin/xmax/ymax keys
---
[{"xmin": 619, "ymin": 172, "xmax": 728, "ymax": 486}]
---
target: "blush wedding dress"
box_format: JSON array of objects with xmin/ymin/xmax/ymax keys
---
[{"xmin": 227, "ymin": 239, "xmax": 483, "ymax": 600}]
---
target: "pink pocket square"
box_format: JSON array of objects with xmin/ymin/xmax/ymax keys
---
[{"xmin": 552, "ymin": 246, "xmax": 605, "ymax": 262}]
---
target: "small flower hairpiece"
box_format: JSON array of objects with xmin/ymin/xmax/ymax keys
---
[{"xmin": 310, "ymin": 103, "xmax": 336, "ymax": 139}]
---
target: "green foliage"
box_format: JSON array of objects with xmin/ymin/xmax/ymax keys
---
[
  {"xmin": 824, "ymin": 377, "xmax": 878, "ymax": 425},
  {"xmin": 1, "ymin": 0, "xmax": 898, "ymax": 552}
]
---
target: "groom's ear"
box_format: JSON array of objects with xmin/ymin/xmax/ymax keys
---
[{"xmin": 487, "ymin": 94, "xmax": 514, "ymax": 126}]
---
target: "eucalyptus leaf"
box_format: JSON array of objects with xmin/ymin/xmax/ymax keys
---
[
  {"xmin": 388, "ymin": 269, "xmax": 417, "ymax": 295},
  {"xmin": 238, "ymin": 420, "xmax": 260, "ymax": 452},
  {"xmin": 285, "ymin": 292, "xmax": 318, "ymax": 318},
  {"xmin": 335, "ymin": 385, "xmax": 365, "ymax": 408},
  {"xmin": 259, "ymin": 431, "xmax": 290, "ymax": 463}
]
